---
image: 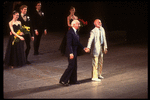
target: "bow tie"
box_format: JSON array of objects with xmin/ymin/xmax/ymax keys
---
[{"xmin": 23, "ymin": 14, "xmax": 26, "ymax": 17}]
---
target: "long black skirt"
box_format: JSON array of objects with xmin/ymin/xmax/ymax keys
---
[{"xmin": 4, "ymin": 35, "xmax": 26, "ymax": 67}]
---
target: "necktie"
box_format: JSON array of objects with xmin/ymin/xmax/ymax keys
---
[
  {"xmin": 99, "ymin": 29, "xmax": 103, "ymax": 45},
  {"xmin": 38, "ymin": 11, "xmax": 42, "ymax": 16},
  {"xmin": 76, "ymin": 30, "xmax": 79, "ymax": 40}
]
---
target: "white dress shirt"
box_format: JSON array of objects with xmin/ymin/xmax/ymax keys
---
[
  {"xmin": 72, "ymin": 27, "xmax": 77, "ymax": 35},
  {"xmin": 21, "ymin": 13, "xmax": 27, "ymax": 21}
]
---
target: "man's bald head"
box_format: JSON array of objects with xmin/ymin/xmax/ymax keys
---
[{"xmin": 94, "ymin": 19, "xmax": 102, "ymax": 28}]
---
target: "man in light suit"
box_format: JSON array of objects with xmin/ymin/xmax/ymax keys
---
[
  {"xmin": 59, "ymin": 20, "xmax": 88, "ymax": 86},
  {"xmin": 86, "ymin": 19, "xmax": 108, "ymax": 81}
]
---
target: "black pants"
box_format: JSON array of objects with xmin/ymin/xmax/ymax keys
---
[
  {"xmin": 59, "ymin": 55, "xmax": 77, "ymax": 84},
  {"xmin": 23, "ymin": 34, "xmax": 31, "ymax": 61},
  {"xmin": 34, "ymin": 30, "xmax": 43, "ymax": 54}
]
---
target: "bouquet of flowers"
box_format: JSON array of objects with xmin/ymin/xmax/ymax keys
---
[
  {"xmin": 78, "ymin": 19, "xmax": 88, "ymax": 27},
  {"xmin": 78, "ymin": 19, "xmax": 88, "ymax": 31},
  {"xmin": 12, "ymin": 25, "xmax": 30, "ymax": 45}
]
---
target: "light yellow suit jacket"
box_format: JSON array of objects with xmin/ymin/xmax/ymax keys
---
[{"xmin": 87, "ymin": 27, "xmax": 107, "ymax": 57}]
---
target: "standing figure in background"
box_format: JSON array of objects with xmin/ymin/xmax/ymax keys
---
[
  {"xmin": 4, "ymin": 11, "xmax": 26, "ymax": 68},
  {"xmin": 86, "ymin": 19, "xmax": 108, "ymax": 82},
  {"xmin": 59, "ymin": 6, "xmax": 78, "ymax": 55},
  {"xmin": 18, "ymin": 5, "xmax": 34, "ymax": 64},
  {"xmin": 67, "ymin": 6, "xmax": 78, "ymax": 30},
  {"xmin": 32, "ymin": 1, "xmax": 47, "ymax": 55}
]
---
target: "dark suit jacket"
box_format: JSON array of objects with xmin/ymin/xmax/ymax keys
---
[
  {"xmin": 66, "ymin": 28, "xmax": 84, "ymax": 57},
  {"xmin": 18, "ymin": 14, "xmax": 33, "ymax": 36},
  {"xmin": 32, "ymin": 10, "xmax": 46, "ymax": 31}
]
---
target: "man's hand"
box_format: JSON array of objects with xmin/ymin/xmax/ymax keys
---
[
  {"xmin": 10, "ymin": 31, "xmax": 12, "ymax": 35},
  {"xmin": 70, "ymin": 54, "xmax": 74, "ymax": 59},
  {"xmin": 104, "ymin": 48, "xmax": 108, "ymax": 54},
  {"xmin": 44, "ymin": 30, "xmax": 47, "ymax": 35},
  {"xmin": 35, "ymin": 30, "xmax": 39, "ymax": 35},
  {"xmin": 31, "ymin": 36, "xmax": 34, "ymax": 41}
]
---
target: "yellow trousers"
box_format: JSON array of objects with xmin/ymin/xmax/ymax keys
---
[{"xmin": 92, "ymin": 46, "xmax": 104, "ymax": 79}]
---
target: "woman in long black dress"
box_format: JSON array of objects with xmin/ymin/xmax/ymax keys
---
[
  {"xmin": 59, "ymin": 6, "xmax": 78, "ymax": 55},
  {"xmin": 4, "ymin": 11, "xmax": 26, "ymax": 68}
]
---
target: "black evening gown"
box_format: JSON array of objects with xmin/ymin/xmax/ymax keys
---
[
  {"xmin": 59, "ymin": 19, "xmax": 83, "ymax": 56},
  {"xmin": 4, "ymin": 24, "xmax": 26, "ymax": 67}
]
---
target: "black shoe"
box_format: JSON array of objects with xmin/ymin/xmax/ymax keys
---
[
  {"xmin": 26, "ymin": 61, "xmax": 31, "ymax": 64},
  {"xmin": 59, "ymin": 81, "xmax": 70, "ymax": 86}
]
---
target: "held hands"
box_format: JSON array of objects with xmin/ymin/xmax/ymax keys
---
[
  {"xmin": 84, "ymin": 47, "xmax": 90, "ymax": 53},
  {"xmin": 69, "ymin": 47, "xmax": 90, "ymax": 60}
]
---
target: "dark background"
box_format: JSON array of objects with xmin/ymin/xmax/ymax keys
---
[{"xmin": 3, "ymin": 1, "xmax": 148, "ymax": 42}]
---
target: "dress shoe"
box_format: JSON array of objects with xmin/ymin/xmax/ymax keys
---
[
  {"xmin": 92, "ymin": 78, "xmax": 101, "ymax": 82},
  {"xmin": 99, "ymin": 75, "xmax": 104, "ymax": 79},
  {"xmin": 59, "ymin": 81, "xmax": 70, "ymax": 86}
]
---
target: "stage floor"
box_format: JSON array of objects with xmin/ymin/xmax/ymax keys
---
[{"xmin": 3, "ymin": 32, "xmax": 148, "ymax": 99}]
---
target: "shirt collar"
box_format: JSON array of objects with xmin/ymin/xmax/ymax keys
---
[
  {"xmin": 21, "ymin": 13, "xmax": 25, "ymax": 17},
  {"xmin": 72, "ymin": 27, "xmax": 77, "ymax": 34},
  {"xmin": 95, "ymin": 26, "xmax": 103, "ymax": 31},
  {"xmin": 36, "ymin": 9, "xmax": 41, "ymax": 12}
]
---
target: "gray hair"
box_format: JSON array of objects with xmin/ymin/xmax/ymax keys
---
[{"xmin": 71, "ymin": 20, "xmax": 80, "ymax": 27}]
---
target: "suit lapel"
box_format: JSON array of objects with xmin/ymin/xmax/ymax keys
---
[{"xmin": 71, "ymin": 28, "xmax": 79, "ymax": 40}]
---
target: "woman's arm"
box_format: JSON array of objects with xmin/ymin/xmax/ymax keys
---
[
  {"xmin": 67, "ymin": 16, "xmax": 71, "ymax": 27},
  {"xmin": 9, "ymin": 21, "xmax": 24, "ymax": 40}
]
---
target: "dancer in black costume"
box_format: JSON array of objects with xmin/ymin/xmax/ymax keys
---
[
  {"xmin": 59, "ymin": 6, "xmax": 79, "ymax": 55},
  {"xmin": 4, "ymin": 11, "xmax": 26, "ymax": 68}
]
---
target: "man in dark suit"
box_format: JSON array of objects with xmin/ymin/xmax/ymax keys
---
[
  {"xmin": 59, "ymin": 20, "xmax": 88, "ymax": 86},
  {"xmin": 32, "ymin": 1, "xmax": 47, "ymax": 55},
  {"xmin": 18, "ymin": 5, "xmax": 34, "ymax": 64}
]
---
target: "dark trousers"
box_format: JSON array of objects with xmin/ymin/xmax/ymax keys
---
[
  {"xmin": 60, "ymin": 55, "xmax": 77, "ymax": 84},
  {"xmin": 34, "ymin": 30, "xmax": 43, "ymax": 54},
  {"xmin": 23, "ymin": 34, "xmax": 31, "ymax": 61}
]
